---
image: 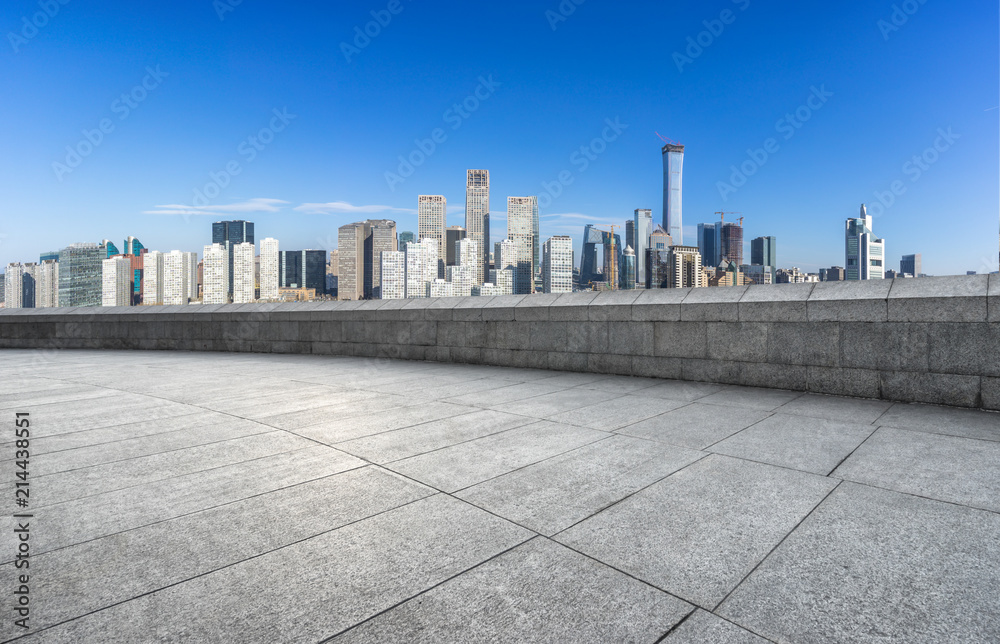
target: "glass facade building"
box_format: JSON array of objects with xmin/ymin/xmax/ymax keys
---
[
  {"xmin": 661, "ymin": 143, "xmax": 685, "ymax": 245},
  {"xmin": 58, "ymin": 243, "xmax": 106, "ymax": 307},
  {"xmin": 845, "ymin": 206, "xmax": 885, "ymax": 280}
]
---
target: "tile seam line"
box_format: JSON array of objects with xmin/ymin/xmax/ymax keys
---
[
  {"xmin": 2, "ymin": 489, "xmax": 437, "ymax": 643},
  {"xmin": 0, "ymin": 411, "xmax": 207, "ymax": 454},
  {"xmin": 835, "ymin": 479, "xmax": 1000, "ymax": 516},
  {"xmin": 825, "ymin": 424, "xmax": 881, "ymax": 477},
  {"xmin": 712, "ymin": 480, "xmax": 844, "ymax": 614}
]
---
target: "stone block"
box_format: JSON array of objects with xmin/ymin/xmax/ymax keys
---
[
  {"xmin": 739, "ymin": 283, "xmax": 815, "ymax": 322},
  {"xmin": 927, "ymin": 322, "xmax": 1000, "ymax": 377},
  {"xmin": 631, "ymin": 356, "xmax": 684, "ymax": 380},
  {"xmin": 989, "ymin": 273, "xmax": 1000, "ymax": 322},
  {"xmin": 682, "ymin": 358, "xmax": 741, "ymax": 385},
  {"xmin": 631, "ymin": 288, "xmax": 688, "ymax": 322},
  {"xmin": 547, "ymin": 351, "xmax": 589, "ymax": 372},
  {"xmin": 607, "ymin": 321, "xmax": 653, "ymax": 355},
  {"xmin": 530, "ymin": 321, "xmax": 567, "ymax": 352},
  {"xmin": 549, "ymin": 292, "xmax": 597, "ymax": 321},
  {"xmin": 839, "ymin": 322, "xmax": 929, "ymax": 371},
  {"xmin": 564, "ymin": 321, "xmax": 608, "ymax": 354},
  {"xmin": 879, "ymin": 371, "xmax": 980, "ymax": 407},
  {"xmin": 450, "ymin": 347, "xmax": 482, "ymax": 364},
  {"xmin": 590, "ymin": 289, "xmax": 643, "ymax": 321},
  {"xmin": 707, "ymin": 322, "xmax": 768, "ymax": 362},
  {"xmin": 806, "ymin": 366, "xmax": 881, "ymax": 399},
  {"xmin": 807, "ymin": 279, "xmax": 890, "ymax": 322},
  {"xmin": 740, "ymin": 362, "xmax": 808, "ymax": 391},
  {"xmin": 888, "ymin": 274, "xmax": 989, "ymax": 322},
  {"xmin": 768, "ymin": 322, "xmax": 840, "ymax": 367},
  {"xmin": 514, "ymin": 295, "xmax": 556, "ymax": 321},
  {"xmin": 984, "ymin": 377, "xmax": 1000, "ymax": 411},
  {"xmin": 654, "ymin": 322, "xmax": 707, "ymax": 359},
  {"xmin": 437, "ymin": 321, "xmax": 466, "ymax": 347},
  {"xmin": 680, "ymin": 285, "xmax": 747, "ymax": 322},
  {"xmin": 587, "ymin": 353, "xmax": 632, "ymax": 375},
  {"xmin": 408, "ymin": 320, "xmax": 437, "ymax": 346}
]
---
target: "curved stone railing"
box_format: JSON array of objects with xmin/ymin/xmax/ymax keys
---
[{"xmin": 1, "ymin": 275, "xmax": 998, "ymax": 409}]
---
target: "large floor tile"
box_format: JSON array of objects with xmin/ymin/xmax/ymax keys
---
[
  {"xmin": 458, "ymin": 435, "xmax": 703, "ymax": 535},
  {"xmin": 618, "ymin": 403, "xmax": 772, "ymax": 450},
  {"xmin": 774, "ymin": 393, "xmax": 892, "ymax": 424},
  {"xmin": 662, "ymin": 610, "xmax": 770, "ymax": 644},
  {"xmin": 698, "ymin": 387, "xmax": 803, "ymax": 411},
  {"xmin": 719, "ymin": 483, "xmax": 1000, "ymax": 643},
  {"xmin": 334, "ymin": 537, "xmax": 693, "ymax": 644},
  {"xmin": 832, "ymin": 427, "xmax": 1000, "ymax": 512},
  {"xmin": 297, "ymin": 402, "xmax": 476, "ymax": 444},
  {"xmin": 876, "ymin": 403, "xmax": 1000, "ymax": 442},
  {"xmin": 490, "ymin": 388, "xmax": 619, "ymax": 418},
  {"xmin": 548, "ymin": 394, "xmax": 688, "ymax": 430},
  {"xmin": 557, "ymin": 454, "xmax": 837, "ymax": 609},
  {"xmin": 710, "ymin": 413, "xmax": 876, "ymax": 475}
]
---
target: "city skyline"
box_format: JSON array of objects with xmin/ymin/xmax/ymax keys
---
[{"xmin": 2, "ymin": 2, "xmax": 997, "ymax": 277}]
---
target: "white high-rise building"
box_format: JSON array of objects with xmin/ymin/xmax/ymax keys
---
[
  {"xmin": 203, "ymin": 244, "xmax": 230, "ymax": 304},
  {"xmin": 163, "ymin": 251, "xmax": 196, "ymax": 305},
  {"xmin": 662, "ymin": 142, "xmax": 685, "ymax": 245},
  {"xmin": 446, "ymin": 265, "xmax": 474, "ymax": 297},
  {"xmin": 404, "ymin": 241, "xmax": 429, "ymax": 299},
  {"xmin": 4, "ymin": 263, "xmax": 25, "ymax": 308},
  {"xmin": 456, "ymin": 238, "xmax": 482, "ymax": 287},
  {"xmin": 542, "ymin": 236, "xmax": 574, "ymax": 294},
  {"xmin": 429, "ymin": 279, "xmax": 453, "ymax": 298},
  {"xmin": 232, "ymin": 242, "xmax": 256, "ymax": 304},
  {"xmin": 465, "ymin": 170, "xmax": 490, "ymax": 286},
  {"xmin": 507, "ymin": 196, "xmax": 537, "ymax": 294},
  {"xmin": 102, "ymin": 256, "xmax": 133, "ymax": 307},
  {"xmin": 36, "ymin": 260, "xmax": 59, "ymax": 308},
  {"xmin": 260, "ymin": 238, "xmax": 279, "ymax": 301},
  {"xmin": 143, "ymin": 251, "xmax": 164, "ymax": 305},
  {"xmin": 380, "ymin": 250, "xmax": 406, "ymax": 299},
  {"xmin": 667, "ymin": 246, "xmax": 703, "ymax": 288},
  {"xmin": 418, "ymin": 195, "xmax": 446, "ymax": 278},
  {"xmin": 495, "ymin": 268, "xmax": 514, "ymax": 295},
  {"xmin": 845, "ymin": 205, "xmax": 886, "ymax": 281},
  {"xmin": 421, "ymin": 237, "xmax": 438, "ymax": 291},
  {"xmin": 473, "ymin": 283, "xmax": 498, "ymax": 297}
]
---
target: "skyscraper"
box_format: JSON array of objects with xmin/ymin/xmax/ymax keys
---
[
  {"xmin": 380, "ymin": 250, "xmax": 406, "ymax": 299},
  {"xmin": 202, "ymin": 244, "xmax": 230, "ymax": 304},
  {"xmin": 4, "ymin": 264, "xmax": 27, "ymax": 308},
  {"xmin": 719, "ymin": 223, "xmax": 744, "ymax": 266},
  {"xmin": 634, "ymin": 209, "xmax": 653, "ymax": 282},
  {"xmin": 542, "ymin": 236, "xmax": 573, "ymax": 294},
  {"xmin": 279, "ymin": 250, "xmax": 327, "ymax": 294},
  {"xmin": 233, "ymin": 242, "xmax": 256, "ymax": 304},
  {"xmin": 418, "ymin": 195, "xmax": 446, "ymax": 277},
  {"xmin": 102, "ymin": 256, "xmax": 133, "ymax": 307},
  {"xmin": 369, "ymin": 219, "xmax": 397, "ymax": 298},
  {"xmin": 398, "ymin": 231, "xmax": 415, "ymax": 248},
  {"xmin": 751, "ymin": 236, "xmax": 776, "ymax": 267},
  {"xmin": 697, "ymin": 223, "xmax": 718, "ymax": 267},
  {"xmin": 58, "ymin": 243, "xmax": 107, "ymax": 307},
  {"xmin": 901, "ymin": 253, "xmax": 922, "ymax": 276},
  {"xmin": 212, "ymin": 220, "xmax": 254, "ymax": 296},
  {"xmin": 662, "ymin": 142, "xmax": 684, "ymax": 245},
  {"xmin": 507, "ymin": 196, "xmax": 537, "ymax": 294},
  {"xmin": 622, "ymin": 246, "xmax": 637, "ymax": 290},
  {"xmin": 163, "ymin": 251, "xmax": 197, "ymax": 305},
  {"xmin": 404, "ymin": 239, "xmax": 437, "ymax": 299},
  {"xmin": 666, "ymin": 246, "xmax": 703, "ymax": 288},
  {"xmin": 446, "ymin": 226, "xmax": 467, "ymax": 266},
  {"xmin": 465, "ymin": 169, "xmax": 490, "ymax": 286},
  {"xmin": 123, "ymin": 236, "xmax": 145, "ymax": 256},
  {"xmin": 143, "ymin": 251, "xmax": 164, "ymax": 305},
  {"xmin": 338, "ymin": 221, "xmax": 370, "ymax": 301},
  {"xmin": 845, "ymin": 205, "xmax": 885, "ymax": 280},
  {"xmin": 260, "ymin": 238, "xmax": 279, "ymax": 301},
  {"xmin": 35, "ymin": 260, "xmax": 58, "ymax": 308}
]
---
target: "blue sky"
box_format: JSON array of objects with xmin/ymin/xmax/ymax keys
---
[{"xmin": 2, "ymin": 0, "xmax": 998, "ymax": 275}]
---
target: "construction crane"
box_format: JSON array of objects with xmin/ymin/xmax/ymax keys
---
[
  {"xmin": 591, "ymin": 225, "xmax": 620, "ymax": 291},
  {"xmin": 715, "ymin": 211, "xmax": 743, "ymax": 226},
  {"xmin": 655, "ymin": 133, "xmax": 682, "ymax": 146}
]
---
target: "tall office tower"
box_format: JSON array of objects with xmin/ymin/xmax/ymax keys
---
[
  {"xmin": 845, "ymin": 205, "xmax": 885, "ymax": 280},
  {"xmin": 212, "ymin": 220, "xmax": 254, "ymax": 296},
  {"xmin": 369, "ymin": 219, "xmax": 397, "ymax": 298},
  {"xmin": 743, "ymin": 264, "xmax": 774, "ymax": 285},
  {"xmin": 901, "ymin": 253, "xmax": 922, "ymax": 276},
  {"xmin": 39, "ymin": 251, "xmax": 59, "ymax": 263},
  {"xmin": 232, "ymin": 242, "xmax": 256, "ymax": 304},
  {"xmin": 634, "ymin": 209, "xmax": 653, "ymax": 281},
  {"xmin": 625, "ymin": 220, "xmax": 636, "ymax": 256},
  {"xmin": 507, "ymin": 196, "xmax": 537, "ymax": 294},
  {"xmin": 398, "ymin": 231, "xmax": 415, "ymax": 248},
  {"xmin": 622, "ymin": 246, "xmax": 637, "ymax": 290},
  {"xmin": 123, "ymin": 236, "xmax": 145, "ymax": 256},
  {"xmin": 531, "ymin": 201, "xmax": 540, "ymax": 278},
  {"xmin": 465, "ymin": 169, "xmax": 490, "ymax": 285},
  {"xmin": 186, "ymin": 253, "xmax": 199, "ymax": 300},
  {"xmin": 58, "ymin": 243, "xmax": 106, "ymax": 307},
  {"xmin": 494, "ymin": 238, "xmax": 517, "ymax": 295},
  {"xmin": 259, "ymin": 238, "xmax": 279, "ymax": 301},
  {"xmin": 143, "ymin": 251, "xmax": 164, "ymax": 305},
  {"xmin": 662, "ymin": 142, "xmax": 685, "ymax": 245},
  {"xmin": 102, "ymin": 256, "xmax": 133, "ymax": 307},
  {"xmin": 163, "ymin": 251, "xmax": 195, "ymax": 305},
  {"xmin": 447, "ymin": 265, "xmax": 474, "ymax": 297},
  {"xmin": 649, "ymin": 224, "xmax": 673, "ymax": 252},
  {"xmin": 697, "ymin": 223, "xmax": 718, "ymax": 267},
  {"xmin": 380, "ymin": 251, "xmax": 406, "ymax": 299},
  {"xmin": 420, "ymin": 237, "xmax": 439, "ymax": 290},
  {"xmin": 418, "ymin": 196, "xmax": 446, "ymax": 276},
  {"xmin": 718, "ymin": 222, "xmax": 744, "ymax": 266},
  {"xmin": 202, "ymin": 244, "xmax": 230, "ymax": 304},
  {"xmin": 667, "ymin": 246, "xmax": 703, "ymax": 288},
  {"xmin": 446, "ymin": 226, "xmax": 467, "ymax": 266},
  {"xmin": 279, "ymin": 250, "xmax": 327, "ymax": 294},
  {"xmin": 4, "ymin": 264, "xmax": 27, "ymax": 308},
  {"xmin": 35, "ymin": 260, "xmax": 58, "ymax": 308},
  {"xmin": 751, "ymin": 236, "xmax": 776, "ymax": 267},
  {"xmin": 338, "ymin": 221, "xmax": 370, "ymax": 301},
  {"xmin": 542, "ymin": 236, "xmax": 574, "ymax": 294}
]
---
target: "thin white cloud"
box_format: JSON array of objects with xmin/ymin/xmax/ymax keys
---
[
  {"xmin": 294, "ymin": 201, "xmax": 417, "ymax": 215},
  {"xmin": 542, "ymin": 213, "xmax": 615, "ymax": 222},
  {"xmin": 145, "ymin": 198, "xmax": 288, "ymax": 217}
]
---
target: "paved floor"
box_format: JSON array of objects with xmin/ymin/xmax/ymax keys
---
[{"xmin": 1, "ymin": 349, "xmax": 998, "ymax": 643}]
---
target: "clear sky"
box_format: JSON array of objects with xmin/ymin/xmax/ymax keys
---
[{"xmin": 3, "ymin": 0, "xmax": 998, "ymax": 275}]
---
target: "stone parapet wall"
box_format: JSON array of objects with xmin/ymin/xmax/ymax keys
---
[{"xmin": 2, "ymin": 275, "xmax": 998, "ymax": 409}]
